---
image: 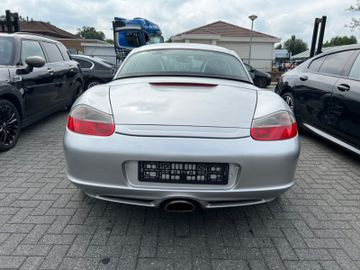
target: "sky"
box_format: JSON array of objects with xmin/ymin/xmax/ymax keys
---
[{"xmin": 1, "ymin": 0, "xmax": 359, "ymax": 46}]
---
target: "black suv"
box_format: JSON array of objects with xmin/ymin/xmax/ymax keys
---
[{"xmin": 0, "ymin": 33, "xmax": 83, "ymax": 151}]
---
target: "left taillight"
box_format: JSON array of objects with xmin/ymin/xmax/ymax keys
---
[
  {"xmin": 67, "ymin": 105, "xmax": 115, "ymax": 136},
  {"xmin": 250, "ymin": 111, "xmax": 297, "ymax": 141}
]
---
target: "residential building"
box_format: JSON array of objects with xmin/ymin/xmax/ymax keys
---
[{"xmin": 171, "ymin": 21, "xmax": 280, "ymax": 72}]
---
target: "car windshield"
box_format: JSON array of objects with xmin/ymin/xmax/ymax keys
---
[
  {"xmin": 116, "ymin": 49, "xmax": 250, "ymax": 82},
  {"xmin": 93, "ymin": 57, "xmax": 115, "ymax": 67},
  {"xmin": 0, "ymin": 37, "xmax": 15, "ymax": 65},
  {"xmin": 147, "ymin": 35, "xmax": 165, "ymax": 44}
]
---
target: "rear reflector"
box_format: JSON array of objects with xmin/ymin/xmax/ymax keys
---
[
  {"xmin": 150, "ymin": 82, "xmax": 217, "ymax": 87},
  {"xmin": 250, "ymin": 111, "xmax": 297, "ymax": 141},
  {"xmin": 67, "ymin": 105, "xmax": 115, "ymax": 136}
]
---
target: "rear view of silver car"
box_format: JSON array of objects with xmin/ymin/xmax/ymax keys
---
[{"xmin": 64, "ymin": 43, "xmax": 300, "ymax": 211}]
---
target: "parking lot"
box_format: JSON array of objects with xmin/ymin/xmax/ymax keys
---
[{"xmin": 0, "ymin": 106, "xmax": 358, "ymax": 270}]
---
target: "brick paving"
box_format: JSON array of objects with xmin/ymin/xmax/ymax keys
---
[{"xmin": 0, "ymin": 111, "xmax": 359, "ymax": 270}]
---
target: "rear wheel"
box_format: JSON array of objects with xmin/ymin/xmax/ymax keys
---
[
  {"xmin": 0, "ymin": 99, "xmax": 21, "ymax": 152},
  {"xmin": 86, "ymin": 79, "xmax": 101, "ymax": 90}
]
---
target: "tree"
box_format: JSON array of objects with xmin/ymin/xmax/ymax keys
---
[
  {"xmin": 275, "ymin": 44, "xmax": 282, "ymax": 49},
  {"xmin": 76, "ymin": 26, "xmax": 105, "ymax": 40},
  {"xmin": 283, "ymin": 35, "xmax": 308, "ymax": 56},
  {"xmin": 348, "ymin": 0, "xmax": 360, "ymax": 29},
  {"xmin": 323, "ymin": 35, "xmax": 357, "ymax": 47},
  {"xmin": 105, "ymin": 39, "xmax": 114, "ymax": 44}
]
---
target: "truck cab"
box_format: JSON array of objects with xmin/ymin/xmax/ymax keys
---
[{"xmin": 112, "ymin": 17, "xmax": 164, "ymax": 61}]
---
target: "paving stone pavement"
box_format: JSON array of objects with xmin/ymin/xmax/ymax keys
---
[{"xmin": 0, "ymin": 111, "xmax": 359, "ymax": 270}]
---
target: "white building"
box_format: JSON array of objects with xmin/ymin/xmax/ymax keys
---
[{"xmin": 171, "ymin": 21, "xmax": 280, "ymax": 72}]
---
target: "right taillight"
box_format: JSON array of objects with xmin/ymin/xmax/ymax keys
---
[
  {"xmin": 250, "ymin": 111, "xmax": 297, "ymax": 141},
  {"xmin": 67, "ymin": 105, "xmax": 115, "ymax": 136}
]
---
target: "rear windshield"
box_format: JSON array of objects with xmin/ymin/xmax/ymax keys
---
[
  {"xmin": 0, "ymin": 37, "xmax": 15, "ymax": 65},
  {"xmin": 94, "ymin": 57, "xmax": 115, "ymax": 67},
  {"xmin": 116, "ymin": 49, "xmax": 250, "ymax": 82}
]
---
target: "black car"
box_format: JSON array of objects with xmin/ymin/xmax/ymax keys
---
[
  {"xmin": 275, "ymin": 44, "xmax": 360, "ymax": 155},
  {"xmin": 71, "ymin": 55, "xmax": 116, "ymax": 89},
  {"xmin": 244, "ymin": 63, "xmax": 272, "ymax": 88},
  {"xmin": 0, "ymin": 33, "xmax": 83, "ymax": 151}
]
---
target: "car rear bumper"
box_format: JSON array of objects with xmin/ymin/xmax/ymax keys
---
[
  {"xmin": 68, "ymin": 177, "xmax": 294, "ymax": 208},
  {"xmin": 64, "ymin": 130, "xmax": 300, "ymax": 208}
]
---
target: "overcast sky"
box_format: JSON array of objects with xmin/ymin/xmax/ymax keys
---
[{"xmin": 1, "ymin": 0, "xmax": 359, "ymax": 45}]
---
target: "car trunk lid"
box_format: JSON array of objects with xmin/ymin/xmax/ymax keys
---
[{"xmin": 109, "ymin": 78, "xmax": 257, "ymax": 138}]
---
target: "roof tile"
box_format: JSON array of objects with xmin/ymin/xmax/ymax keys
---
[
  {"xmin": 174, "ymin": 21, "xmax": 278, "ymax": 39},
  {"xmin": 18, "ymin": 21, "xmax": 76, "ymax": 39}
]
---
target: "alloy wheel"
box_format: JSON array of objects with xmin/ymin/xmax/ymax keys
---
[
  {"xmin": 0, "ymin": 104, "xmax": 19, "ymax": 146},
  {"xmin": 283, "ymin": 94, "xmax": 294, "ymax": 111},
  {"xmin": 87, "ymin": 81, "xmax": 100, "ymax": 89}
]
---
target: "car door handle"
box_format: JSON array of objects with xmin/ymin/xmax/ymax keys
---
[
  {"xmin": 337, "ymin": 84, "xmax": 350, "ymax": 92},
  {"xmin": 299, "ymin": 75, "xmax": 308, "ymax": 81},
  {"xmin": 47, "ymin": 68, "xmax": 54, "ymax": 75}
]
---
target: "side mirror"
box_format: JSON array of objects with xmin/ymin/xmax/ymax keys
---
[
  {"xmin": 26, "ymin": 56, "xmax": 45, "ymax": 68},
  {"xmin": 17, "ymin": 56, "xmax": 45, "ymax": 75}
]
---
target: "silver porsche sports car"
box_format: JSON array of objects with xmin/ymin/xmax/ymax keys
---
[{"xmin": 64, "ymin": 43, "xmax": 300, "ymax": 212}]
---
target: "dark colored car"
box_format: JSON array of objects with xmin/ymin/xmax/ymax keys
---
[
  {"xmin": 275, "ymin": 44, "xmax": 360, "ymax": 155},
  {"xmin": 71, "ymin": 55, "xmax": 116, "ymax": 89},
  {"xmin": 244, "ymin": 63, "xmax": 272, "ymax": 88},
  {"xmin": 0, "ymin": 33, "xmax": 83, "ymax": 151}
]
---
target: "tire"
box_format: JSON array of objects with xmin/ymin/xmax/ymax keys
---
[
  {"xmin": 0, "ymin": 99, "xmax": 21, "ymax": 152},
  {"xmin": 281, "ymin": 92, "xmax": 304, "ymax": 130},
  {"xmin": 86, "ymin": 80, "xmax": 101, "ymax": 90},
  {"xmin": 281, "ymin": 92, "xmax": 295, "ymax": 112},
  {"xmin": 255, "ymin": 78, "xmax": 267, "ymax": 88}
]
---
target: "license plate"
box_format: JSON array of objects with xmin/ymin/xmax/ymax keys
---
[{"xmin": 138, "ymin": 161, "xmax": 229, "ymax": 185}]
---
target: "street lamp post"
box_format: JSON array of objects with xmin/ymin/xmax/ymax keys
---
[{"xmin": 248, "ymin": 14, "xmax": 258, "ymax": 65}]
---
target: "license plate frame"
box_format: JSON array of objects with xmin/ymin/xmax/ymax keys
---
[{"xmin": 138, "ymin": 161, "xmax": 229, "ymax": 185}]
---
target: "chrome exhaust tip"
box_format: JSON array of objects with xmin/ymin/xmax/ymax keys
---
[{"xmin": 164, "ymin": 200, "xmax": 196, "ymax": 213}]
